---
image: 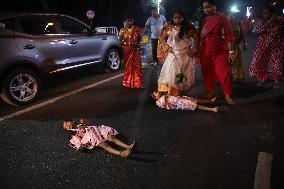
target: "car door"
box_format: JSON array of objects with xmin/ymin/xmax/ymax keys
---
[
  {"xmin": 14, "ymin": 15, "xmax": 71, "ymax": 73},
  {"xmin": 55, "ymin": 15, "xmax": 105, "ymax": 66}
]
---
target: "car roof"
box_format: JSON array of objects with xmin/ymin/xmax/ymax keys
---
[{"xmin": 0, "ymin": 12, "xmax": 65, "ymax": 20}]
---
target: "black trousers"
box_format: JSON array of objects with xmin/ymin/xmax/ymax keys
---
[{"xmin": 151, "ymin": 38, "xmax": 159, "ymax": 63}]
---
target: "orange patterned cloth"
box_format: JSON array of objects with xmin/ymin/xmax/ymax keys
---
[{"xmin": 157, "ymin": 23, "xmax": 173, "ymax": 64}]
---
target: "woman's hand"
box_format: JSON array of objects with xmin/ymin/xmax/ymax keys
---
[
  {"xmin": 243, "ymin": 42, "xmax": 248, "ymax": 51},
  {"xmin": 168, "ymin": 47, "xmax": 173, "ymax": 53},
  {"xmin": 229, "ymin": 52, "xmax": 236, "ymax": 63},
  {"xmin": 188, "ymin": 47, "xmax": 199, "ymax": 57},
  {"xmin": 228, "ymin": 43, "xmax": 235, "ymax": 63}
]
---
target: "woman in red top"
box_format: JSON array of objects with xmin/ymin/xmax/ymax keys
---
[
  {"xmin": 199, "ymin": 0, "xmax": 235, "ymax": 104},
  {"xmin": 119, "ymin": 14, "xmax": 143, "ymax": 88}
]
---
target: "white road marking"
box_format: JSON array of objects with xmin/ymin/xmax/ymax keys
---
[
  {"xmin": 253, "ymin": 152, "xmax": 273, "ymax": 189},
  {"xmin": 0, "ymin": 73, "xmax": 124, "ymax": 122}
]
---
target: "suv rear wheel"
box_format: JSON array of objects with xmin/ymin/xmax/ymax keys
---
[
  {"xmin": 1, "ymin": 69, "xmax": 41, "ymax": 106},
  {"xmin": 105, "ymin": 48, "xmax": 121, "ymax": 72}
]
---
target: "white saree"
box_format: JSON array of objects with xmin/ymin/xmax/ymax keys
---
[{"xmin": 158, "ymin": 27, "xmax": 198, "ymax": 95}]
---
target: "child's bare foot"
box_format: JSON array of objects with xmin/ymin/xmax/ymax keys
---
[
  {"xmin": 256, "ymin": 81, "xmax": 264, "ymax": 87},
  {"xmin": 120, "ymin": 149, "xmax": 130, "ymax": 158},
  {"xmin": 128, "ymin": 141, "xmax": 136, "ymax": 152},
  {"xmin": 225, "ymin": 95, "xmax": 234, "ymax": 105},
  {"xmin": 274, "ymin": 81, "xmax": 280, "ymax": 89},
  {"xmin": 212, "ymin": 107, "xmax": 218, "ymax": 113},
  {"xmin": 210, "ymin": 96, "xmax": 217, "ymax": 103},
  {"xmin": 207, "ymin": 93, "xmax": 216, "ymax": 101}
]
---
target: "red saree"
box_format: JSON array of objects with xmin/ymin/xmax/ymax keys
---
[
  {"xmin": 119, "ymin": 26, "xmax": 143, "ymax": 88},
  {"xmin": 200, "ymin": 12, "xmax": 233, "ymax": 96}
]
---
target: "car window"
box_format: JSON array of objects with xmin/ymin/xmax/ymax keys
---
[
  {"xmin": 18, "ymin": 15, "xmax": 58, "ymax": 35},
  {"xmin": 56, "ymin": 16, "xmax": 90, "ymax": 34}
]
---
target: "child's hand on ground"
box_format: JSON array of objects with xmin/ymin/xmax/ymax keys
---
[{"xmin": 80, "ymin": 119, "xmax": 90, "ymax": 126}]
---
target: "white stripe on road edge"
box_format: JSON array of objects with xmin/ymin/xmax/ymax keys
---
[
  {"xmin": 0, "ymin": 73, "xmax": 124, "ymax": 122},
  {"xmin": 253, "ymin": 152, "xmax": 273, "ymax": 189}
]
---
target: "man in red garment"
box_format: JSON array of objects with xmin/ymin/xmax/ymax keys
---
[{"xmin": 199, "ymin": 0, "xmax": 235, "ymax": 105}]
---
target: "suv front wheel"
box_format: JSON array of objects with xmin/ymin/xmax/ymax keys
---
[
  {"xmin": 105, "ymin": 48, "xmax": 121, "ymax": 72},
  {"xmin": 1, "ymin": 69, "xmax": 41, "ymax": 106}
]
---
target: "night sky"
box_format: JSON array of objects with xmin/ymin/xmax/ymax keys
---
[{"xmin": 1, "ymin": 0, "xmax": 283, "ymax": 27}]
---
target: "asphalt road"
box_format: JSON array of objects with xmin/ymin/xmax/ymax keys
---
[{"xmin": 0, "ymin": 35, "xmax": 283, "ymax": 189}]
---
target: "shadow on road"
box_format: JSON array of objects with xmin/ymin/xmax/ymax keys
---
[
  {"xmin": 232, "ymin": 81, "xmax": 274, "ymax": 99},
  {"xmin": 128, "ymin": 150, "xmax": 164, "ymax": 163}
]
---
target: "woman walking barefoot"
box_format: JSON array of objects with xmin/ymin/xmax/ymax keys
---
[
  {"xmin": 249, "ymin": 5, "xmax": 284, "ymax": 89},
  {"xmin": 199, "ymin": 0, "xmax": 235, "ymax": 104},
  {"xmin": 154, "ymin": 8, "xmax": 199, "ymax": 97}
]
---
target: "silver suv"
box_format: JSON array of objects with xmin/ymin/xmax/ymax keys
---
[{"xmin": 0, "ymin": 13, "xmax": 123, "ymax": 106}]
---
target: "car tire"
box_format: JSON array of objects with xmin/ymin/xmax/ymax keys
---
[
  {"xmin": 0, "ymin": 69, "xmax": 41, "ymax": 106},
  {"xmin": 105, "ymin": 48, "xmax": 121, "ymax": 72}
]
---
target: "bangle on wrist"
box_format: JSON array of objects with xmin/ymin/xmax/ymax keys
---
[{"xmin": 229, "ymin": 51, "xmax": 235, "ymax": 54}]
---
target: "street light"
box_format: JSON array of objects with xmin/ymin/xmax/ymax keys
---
[
  {"xmin": 157, "ymin": 0, "xmax": 162, "ymax": 14},
  {"xmin": 231, "ymin": 5, "xmax": 240, "ymax": 13},
  {"xmin": 246, "ymin": 7, "xmax": 252, "ymax": 18}
]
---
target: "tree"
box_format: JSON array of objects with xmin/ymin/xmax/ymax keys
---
[
  {"xmin": 40, "ymin": 0, "xmax": 49, "ymax": 11},
  {"xmin": 139, "ymin": 0, "xmax": 150, "ymax": 13}
]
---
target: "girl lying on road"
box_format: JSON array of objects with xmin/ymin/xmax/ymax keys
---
[
  {"xmin": 63, "ymin": 119, "xmax": 135, "ymax": 158},
  {"xmin": 152, "ymin": 92, "xmax": 218, "ymax": 112}
]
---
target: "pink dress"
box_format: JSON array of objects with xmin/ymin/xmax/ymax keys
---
[
  {"xmin": 70, "ymin": 125, "xmax": 118, "ymax": 150},
  {"xmin": 156, "ymin": 95, "xmax": 198, "ymax": 111}
]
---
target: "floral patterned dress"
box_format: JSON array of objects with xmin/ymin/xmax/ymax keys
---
[
  {"xmin": 70, "ymin": 125, "xmax": 118, "ymax": 150},
  {"xmin": 119, "ymin": 26, "xmax": 143, "ymax": 88},
  {"xmin": 249, "ymin": 17, "xmax": 284, "ymax": 81},
  {"xmin": 156, "ymin": 94, "xmax": 198, "ymax": 111}
]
